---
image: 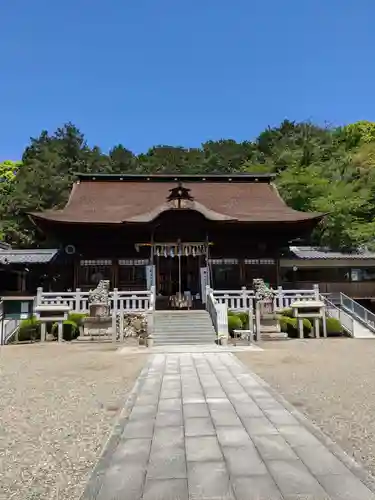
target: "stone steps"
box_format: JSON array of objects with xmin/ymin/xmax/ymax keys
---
[{"xmin": 153, "ymin": 310, "xmax": 216, "ymax": 346}]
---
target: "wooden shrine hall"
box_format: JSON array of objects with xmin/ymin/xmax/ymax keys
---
[{"xmin": 29, "ymin": 173, "xmax": 323, "ymax": 304}]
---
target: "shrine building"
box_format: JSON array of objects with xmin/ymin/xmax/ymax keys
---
[{"xmin": 27, "ymin": 173, "xmax": 323, "ymax": 305}]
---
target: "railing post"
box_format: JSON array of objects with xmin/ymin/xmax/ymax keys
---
[
  {"xmin": 276, "ymin": 286, "xmax": 283, "ymax": 309},
  {"xmin": 112, "ymin": 288, "xmax": 118, "ymax": 342},
  {"xmin": 205, "ymin": 285, "xmax": 211, "ymax": 307},
  {"xmin": 216, "ymin": 303, "xmax": 228, "ymax": 339},
  {"xmin": 75, "ymin": 288, "xmax": 81, "ymax": 312},
  {"xmin": 36, "ymin": 287, "xmax": 43, "ymax": 307},
  {"xmin": 313, "ymin": 284, "xmax": 320, "ymax": 301}
]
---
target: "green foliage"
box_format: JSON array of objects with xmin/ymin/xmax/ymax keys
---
[
  {"xmin": 68, "ymin": 312, "xmax": 87, "ymax": 326},
  {"xmin": 228, "ymin": 315, "xmax": 243, "ymax": 335},
  {"xmin": 278, "ymin": 316, "xmax": 312, "ymax": 338},
  {"xmin": 278, "ymin": 308, "xmax": 293, "ymax": 318},
  {"xmin": 324, "ymin": 317, "xmax": 343, "ymax": 336},
  {"xmin": 51, "ymin": 320, "xmax": 79, "ymax": 341},
  {"xmin": 3, "ymin": 119, "xmax": 375, "ymax": 250},
  {"xmin": 18, "ymin": 316, "xmax": 40, "ymax": 342}
]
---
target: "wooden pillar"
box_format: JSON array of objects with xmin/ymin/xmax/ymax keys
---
[
  {"xmin": 239, "ymin": 259, "xmax": 245, "ymax": 287},
  {"xmin": 112, "ymin": 258, "xmax": 119, "ymax": 289},
  {"xmin": 73, "ymin": 258, "xmax": 79, "ymax": 290}
]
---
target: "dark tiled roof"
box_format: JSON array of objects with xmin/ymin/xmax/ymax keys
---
[
  {"xmin": 0, "ymin": 249, "xmax": 58, "ymax": 264},
  {"xmin": 289, "ymin": 246, "xmax": 375, "ymax": 260},
  {"xmin": 30, "ymin": 177, "xmax": 323, "ymax": 225}
]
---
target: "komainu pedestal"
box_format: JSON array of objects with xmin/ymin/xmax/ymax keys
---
[
  {"xmin": 253, "ymin": 279, "xmax": 287, "ymax": 341},
  {"xmin": 77, "ymin": 281, "xmax": 113, "ymax": 341}
]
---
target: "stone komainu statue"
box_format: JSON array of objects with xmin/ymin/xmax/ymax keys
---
[
  {"xmin": 88, "ymin": 280, "xmax": 110, "ymax": 305},
  {"xmin": 253, "ymin": 278, "xmax": 274, "ymax": 301}
]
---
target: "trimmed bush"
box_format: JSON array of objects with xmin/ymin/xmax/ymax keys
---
[
  {"xmin": 236, "ymin": 312, "xmax": 249, "ymax": 329},
  {"xmin": 324, "ymin": 317, "xmax": 343, "ymax": 336},
  {"xmin": 228, "ymin": 315, "xmax": 243, "ymax": 336},
  {"xmin": 284, "ymin": 317, "xmax": 312, "ymax": 338},
  {"xmin": 278, "ymin": 315, "xmax": 290, "ymax": 333},
  {"xmin": 68, "ymin": 312, "xmax": 87, "ymax": 327},
  {"xmin": 51, "ymin": 320, "xmax": 79, "ymax": 341},
  {"xmin": 227, "ymin": 310, "xmax": 237, "ymax": 316},
  {"xmin": 278, "ymin": 308, "xmax": 294, "ymax": 318},
  {"xmin": 18, "ymin": 316, "xmax": 41, "ymax": 342}
]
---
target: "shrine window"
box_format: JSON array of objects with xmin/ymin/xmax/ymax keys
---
[
  {"xmin": 210, "ymin": 259, "xmax": 240, "ymax": 290},
  {"xmin": 118, "ymin": 259, "xmax": 148, "ymax": 290},
  {"xmin": 78, "ymin": 259, "xmax": 112, "ymax": 290}
]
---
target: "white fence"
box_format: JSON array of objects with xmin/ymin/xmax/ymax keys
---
[
  {"xmin": 0, "ymin": 300, "xmax": 21, "ymax": 345},
  {"xmin": 36, "ymin": 287, "xmax": 152, "ymax": 313},
  {"xmin": 211, "ymin": 284, "xmax": 320, "ymax": 312}
]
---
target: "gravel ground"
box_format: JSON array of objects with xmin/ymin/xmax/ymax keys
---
[
  {"xmin": 0, "ymin": 343, "xmax": 148, "ymax": 500},
  {"xmin": 236, "ymin": 338, "xmax": 375, "ymax": 477}
]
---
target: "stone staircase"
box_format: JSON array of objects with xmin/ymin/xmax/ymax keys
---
[{"xmin": 152, "ymin": 310, "xmax": 217, "ymax": 345}]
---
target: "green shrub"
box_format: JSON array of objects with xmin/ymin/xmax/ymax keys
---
[
  {"xmin": 228, "ymin": 315, "xmax": 243, "ymax": 336},
  {"xmin": 68, "ymin": 312, "xmax": 87, "ymax": 326},
  {"xmin": 278, "ymin": 308, "xmax": 294, "ymax": 318},
  {"xmin": 278, "ymin": 315, "xmax": 290, "ymax": 333},
  {"xmin": 284, "ymin": 317, "xmax": 312, "ymax": 338},
  {"xmin": 18, "ymin": 316, "xmax": 41, "ymax": 342},
  {"xmin": 227, "ymin": 310, "xmax": 237, "ymax": 316},
  {"xmin": 236, "ymin": 312, "xmax": 249, "ymax": 329},
  {"xmin": 324, "ymin": 317, "xmax": 343, "ymax": 336},
  {"xmin": 51, "ymin": 320, "xmax": 79, "ymax": 341}
]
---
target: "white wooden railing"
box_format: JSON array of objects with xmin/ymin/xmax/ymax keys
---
[
  {"xmin": 206, "ymin": 286, "xmax": 228, "ymax": 339},
  {"xmin": 147, "ymin": 286, "xmax": 156, "ymax": 337},
  {"xmin": 36, "ymin": 287, "xmax": 152, "ymax": 313},
  {"xmin": 212, "ymin": 284, "xmax": 320, "ymax": 312}
]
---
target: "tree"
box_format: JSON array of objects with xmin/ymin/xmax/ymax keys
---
[{"xmin": 3, "ymin": 119, "xmax": 375, "ymax": 250}]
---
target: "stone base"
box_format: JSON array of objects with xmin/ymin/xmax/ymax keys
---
[
  {"xmin": 79, "ymin": 316, "xmax": 113, "ymax": 341},
  {"xmin": 260, "ymin": 331, "xmax": 288, "ymax": 341}
]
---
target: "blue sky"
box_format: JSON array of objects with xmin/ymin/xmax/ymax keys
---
[{"xmin": 1, "ymin": 0, "xmax": 374, "ymax": 159}]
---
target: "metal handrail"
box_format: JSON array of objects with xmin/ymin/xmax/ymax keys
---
[
  {"xmin": 321, "ymin": 295, "xmax": 354, "ymax": 336},
  {"xmin": 340, "ymin": 293, "xmax": 375, "ymax": 333}
]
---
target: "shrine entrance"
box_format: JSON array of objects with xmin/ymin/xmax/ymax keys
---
[{"xmin": 153, "ymin": 242, "xmax": 208, "ymax": 309}]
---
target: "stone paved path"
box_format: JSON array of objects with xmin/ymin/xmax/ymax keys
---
[{"xmin": 88, "ymin": 353, "xmax": 375, "ymax": 499}]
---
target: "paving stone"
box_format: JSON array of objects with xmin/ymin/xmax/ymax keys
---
[
  {"xmin": 232, "ymin": 402, "xmax": 264, "ymax": 418},
  {"xmin": 183, "ymin": 402, "xmax": 210, "ymax": 418},
  {"xmin": 155, "ymin": 410, "xmax": 183, "ymax": 427},
  {"xmin": 129, "ymin": 404, "xmax": 158, "ymax": 420},
  {"xmin": 143, "ymin": 478, "xmax": 188, "ymax": 500},
  {"xmin": 317, "ymin": 473, "xmax": 375, "ymax": 500},
  {"xmin": 210, "ymin": 409, "xmax": 242, "ymax": 427},
  {"xmin": 206, "ymin": 398, "xmax": 233, "ymax": 408},
  {"xmin": 152, "ymin": 426, "xmax": 184, "ymax": 451},
  {"xmin": 216, "ymin": 426, "xmax": 252, "ymax": 447},
  {"xmin": 185, "ymin": 417, "xmax": 216, "ymax": 436},
  {"xmin": 182, "ymin": 396, "xmax": 206, "ymax": 404},
  {"xmin": 158, "ymin": 398, "xmax": 182, "ymax": 412},
  {"xmin": 137, "ymin": 394, "xmax": 160, "ymax": 406},
  {"xmin": 277, "ymin": 425, "xmax": 322, "ymax": 447},
  {"xmin": 294, "ymin": 444, "xmax": 351, "ymax": 475},
  {"xmin": 227, "ymin": 392, "xmax": 254, "ymax": 404},
  {"xmin": 205, "ymin": 388, "xmax": 227, "ymax": 398},
  {"xmin": 231, "ymin": 475, "xmax": 283, "ymax": 500},
  {"xmin": 242, "ymin": 416, "xmax": 279, "ymax": 436},
  {"xmin": 263, "ymin": 408, "xmax": 299, "ymax": 426},
  {"xmin": 187, "ymin": 461, "xmax": 235, "ymax": 500},
  {"xmin": 121, "ymin": 419, "xmax": 155, "ymax": 439},
  {"xmin": 160, "ymin": 389, "xmax": 182, "ymax": 399},
  {"xmin": 185, "ymin": 436, "xmax": 223, "ymax": 461},
  {"xmin": 110, "ymin": 438, "xmax": 151, "ymax": 466},
  {"xmin": 222, "ymin": 445, "xmax": 268, "ymax": 476},
  {"xmin": 96, "ymin": 463, "xmax": 146, "ymax": 500},
  {"xmin": 252, "ymin": 434, "xmax": 299, "ymax": 461},
  {"xmin": 254, "ymin": 397, "xmax": 286, "ymax": 411},
  {"xmin": 266, "ymin": 459, "xmax": 329, "ymax": 499},
  {"xmin": 147, "ymin": 447, "xmax": 187, "ymax": 479}
]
